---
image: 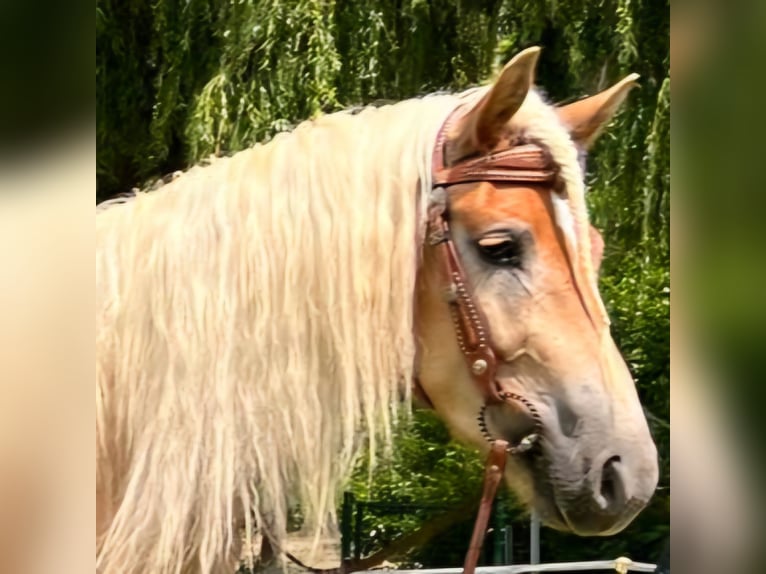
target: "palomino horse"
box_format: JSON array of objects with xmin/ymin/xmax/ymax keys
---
[{"xmin": 96, "ymin": 47, "xmax": 658, "ymax": 573}]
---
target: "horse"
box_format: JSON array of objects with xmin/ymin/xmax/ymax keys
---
[{"xmin": 96, "ymin": 47, "xmax": 658, "ymax": 573}]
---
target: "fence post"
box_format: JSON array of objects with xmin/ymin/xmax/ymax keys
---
[
  {"xmin": 530, "ymin": 510, "xmax": 541, "ymax": 568},
  {"xmin": 341, "ymin": 492, "xmax": 354, "ymax": 561},
  {"xmin": 503, "ymin": 526, "xmax": 513, "ymax": 565},
  {"xmin": 492, "ymin": 502, "xmax": 506, "ymax": 565},
  {"xmin": 354, "ymin": 501, "xmax": 364, "ymax": 560}
]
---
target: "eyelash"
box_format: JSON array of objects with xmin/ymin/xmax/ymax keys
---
[{"xmin": 475, "ymin": 234, "xmax": 523, "ymax": 267}]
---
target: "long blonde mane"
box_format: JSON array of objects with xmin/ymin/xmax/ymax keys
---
[
  {"xmin": 96, "ymin": 84, "xmax": 599, "ymax": 574},
  {"xmin": 97, "ymin": 95, "xmax": 460, "ymax": 573}
]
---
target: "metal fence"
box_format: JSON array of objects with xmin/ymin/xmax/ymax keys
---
[
  {"xmin": 358, "ymin": 558, "xmax": 657, "ymax": 573},
  {"xmin": 340, "ymin": 493, "xmax": 659, "ymax": 573}
]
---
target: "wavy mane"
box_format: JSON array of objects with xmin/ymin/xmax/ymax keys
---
[{"xmin": 96, "ymin": 94, "xmax": 460, "ymax": 573}]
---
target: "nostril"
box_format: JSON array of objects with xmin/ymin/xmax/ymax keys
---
[{"xmin": 596, "ymin": 455, "xmax": 623, "ymax": 510}]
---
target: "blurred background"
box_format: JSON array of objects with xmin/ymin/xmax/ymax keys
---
[{"xmin": 96, "ymin": 0, "xmax": 669, "ymax": 570}]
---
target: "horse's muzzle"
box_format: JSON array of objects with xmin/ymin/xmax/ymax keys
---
[{"xmin": 535, "ymin": 426, "xmax": 660, "ymax": 535}]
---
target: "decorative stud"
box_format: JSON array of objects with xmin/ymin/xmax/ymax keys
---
[{"xmin": 471, "ymin": 359, "xmax": 488, "ymax": 375}]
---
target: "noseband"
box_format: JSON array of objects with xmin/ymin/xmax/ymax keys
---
[{"xmin": 418, "ymin": 105, "xmax": 559, "ymax": 454}]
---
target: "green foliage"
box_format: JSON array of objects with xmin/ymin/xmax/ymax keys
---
[
  {"xmin": 97, "ymin": 0, "xmax": 669, "ymax": 565},
  {"xmin": 345, "ymin": 411, "xmax": 485, "ymax": 565},
  {"xmin": 97, "ymin": 0, "xmax": 505, "ymax": 201},
  {"xmin": 349, "ymin": 411, "xmax": 484, "ymax": 505}
]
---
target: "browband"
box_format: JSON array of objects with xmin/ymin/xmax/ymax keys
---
[{"xmin": 431, "ymin": 105, "xmax": 557, "ymax": 188}]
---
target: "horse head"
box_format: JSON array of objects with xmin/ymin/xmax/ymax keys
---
[{"xmin": 416, "ymin": 48, "xmax": 658, "ymax": 536}]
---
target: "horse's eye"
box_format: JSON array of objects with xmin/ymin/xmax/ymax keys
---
[{"xmin": 476, "ymin": 233, "xmax": 523, "ymax": 267}]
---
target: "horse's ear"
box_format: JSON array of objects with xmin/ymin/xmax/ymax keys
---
[
  {"xmin": 556, "ymin": 74, "xmax": 640, "ymax": 149},
  {"xmin": 451, "ymin": 47, "xmax": 541, "ymax": 158}
]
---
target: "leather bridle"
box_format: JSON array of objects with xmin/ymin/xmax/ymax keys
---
[
  {"xmin": 421, "ymin": 105, "xmax": 561, "ymax": 574},
  {"xmin": 416, "ymin": 104, "xmax": 558, "ymax": 453}
]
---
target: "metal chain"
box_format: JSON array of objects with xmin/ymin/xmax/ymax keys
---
[{"xmin": 477, "ymin": 390, "xmax": 543, "ymax": 455}]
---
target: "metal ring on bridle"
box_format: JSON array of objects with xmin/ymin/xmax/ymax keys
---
[{"xmin": 477, "ymin": 391, "xmax": 543, "ymax": 455}]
